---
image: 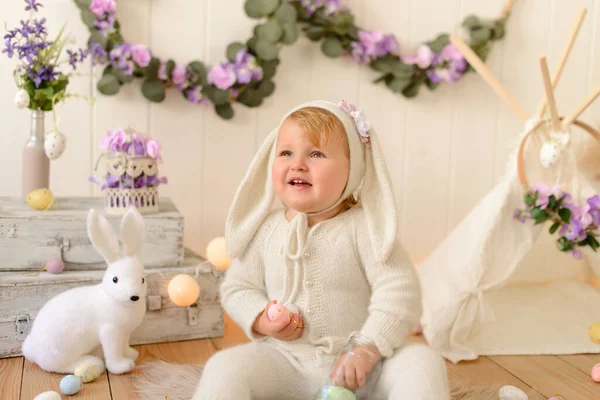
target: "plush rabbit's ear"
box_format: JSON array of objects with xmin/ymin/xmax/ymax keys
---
[
  {"xmin": 87, "ymin": 209, "xmax": 120, "ymax": 264},
  {"xmin": 120, "ymin": 206, "xmax": 146, "ymax": 257}
]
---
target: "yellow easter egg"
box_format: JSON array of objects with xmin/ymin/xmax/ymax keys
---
[
  {"xmin": 26, "ymin": 188, "xmax": 55, "ymax": 210},
  {"xmin": 74, "ymin": 363, "xmax": 103, "ymax": 383},
  {"xmin": 589, "ymin": 322, "xmax": 600, "ymax": 344}
]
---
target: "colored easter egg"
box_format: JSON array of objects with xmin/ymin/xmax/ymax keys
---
[
  {"xmin": 74, "ymin": 363, "xmax": 103, "ymax": 383},
  {"xmin": 60, "ymin": 374, "xmax": 82, "ymax": 395},
  {"xmin": 44, "ymin": 131, "xmax": 67, "ymax": 160},
  {"xmin": 320, "ymin": 384, "xmax": 357, "ymax": 400},
  {"xmin": 267, "ymin": 304, "xmax": 290, "ymax": 323},
  {"xmin": 499, "ymin": 385, "xmax": 528, "ymax": 400},
  {"xmin": 591, "ymin": 363, "xmax": 600, "ymax": 382},
  {"xmin": 588, "ymin": 322, "xmax": 600, "ymax": 344},
  {"xmin": 26, "ymin": 188, "xmax": 55, "ymax": 210},
  {"xmin": 45, "ymin": 258, "xmax": 65, "ymax": 274},
  {"xmin": 33, "ymin": 391, "xmax": 61, "ymax": 400},
  {"xmin": 539, "ymin": 142, "xmax": 561, "ymax": 168},
  {"xmin": 14, "ymin": 89, "xmax": 30, "ymax": 109}
]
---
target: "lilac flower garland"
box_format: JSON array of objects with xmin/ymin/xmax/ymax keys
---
[
  {"xmin": 3, "ymin": 0, "xmax": 90, "ymax": 111},
  {"xmin": 514, "ymin": 183, "xmax": 600, "ymax": 259},
  {"xmin": 74, "ymin": 0, "xmax": 512, "ymax": 120}
]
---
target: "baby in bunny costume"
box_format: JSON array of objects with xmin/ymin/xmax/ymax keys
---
[{"xmin": 194, "ymin": 100, "xmax": 450, "ymax": 399}]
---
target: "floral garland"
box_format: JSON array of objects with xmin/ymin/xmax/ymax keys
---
[
  {"xmin": 514, "ymin": 183, "xmax": 600, "ymax": 259},
  {"xmin": 74, "ymin": 0, "xmax": 513, "ymax": 120}
]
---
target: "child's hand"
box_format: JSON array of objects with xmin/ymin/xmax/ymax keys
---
[
  {"xmin": 252, "ymin": 300, "xmax": 303, "ymax": 341},
  {"xmin": 330, "ymin": 346, "xmax": 380, "ymax": 391}
]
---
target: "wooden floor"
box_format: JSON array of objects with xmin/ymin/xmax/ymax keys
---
[{"xmin": 2, "ymin": 315, "xmax": 600, "ymax": 400}]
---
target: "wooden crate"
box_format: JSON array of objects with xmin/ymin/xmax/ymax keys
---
[
  {"xmin": 0, "ymin": 197, "xmax": 184, "ymax": 271},
  {"xmin": 0, "ymin": 250, "xmax": 224, "ymax": 359}
]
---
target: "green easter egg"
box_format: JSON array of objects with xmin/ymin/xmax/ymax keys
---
[{"xmin": 320, "ymin": 384, "xmax": 357, "ymax": 400}]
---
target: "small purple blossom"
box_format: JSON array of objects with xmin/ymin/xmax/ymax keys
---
[
  {"xmin": 530, "ymin": 183, "xmax": 561, "ymax": 210},
  {"xmin": 186, "ymin": 85, "xmax": 203, "ymax": 105},
  {"xmin": 25, "ymin": 0, "xmax": 43, "ymax": 12},
  {"xmin": 131, "ymin": 44, "xmax": 151, "ymax": 67},
  {"xmin": 513, "ymin": 208, "xmax": 526, "ymax": 223},
  {"xmin": 301, "ymin": 0, "xmax": 343, "ymax": 16},
  {"xmin": 158, "ymin": 61, "xmax": 168, "ymax": 81},
  {"xmin": 425, "ymin": 44, "xmax": 468, "ymax": 84},
  {"xmin": 351, "ymin": 30, "xmax": 399, "ymax": 64},
  {"xmin": 402, "ymin": 45, "xmax": 436, "ymax": 69},
  {"xmin": 90, "ymin": 0, "xmax": 116, "ymax": 19},
  {"xmin": 207, "ymin": 62, "xmax": 237, "ymax": 90},
  {"xmin": 89, "ymin": 41, "xmax": 108, "ymax": 65},
  {"xmin": 172, "ymin": 64, "xmax": 187, "ymax": 85},
  {"xmin": 560, "ymin": 219, "xmax": 587, "ymax": 242},
  {"xmin": 233, "ymin": 50, "xmax": 263, "ymax": 84}
]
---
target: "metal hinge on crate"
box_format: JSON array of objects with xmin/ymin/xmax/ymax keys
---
[{"xmin": 15, "ymin": 314, "xmax": 30, "ymax": 341}]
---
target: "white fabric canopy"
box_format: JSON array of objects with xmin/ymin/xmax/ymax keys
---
[{"xmin": 418, "ymin": 124, "xmax": 600, "ymax": 363}]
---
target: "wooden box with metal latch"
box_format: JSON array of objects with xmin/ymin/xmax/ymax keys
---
[
  {"xmin": 0, "ymin": 249, "xmax": 224, "ymax": 359},
  {"xmin": 0, "ymin": 196, "xmax": 184, "ymax": 271}
]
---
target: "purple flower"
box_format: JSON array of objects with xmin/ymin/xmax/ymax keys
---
[
  {"xmin": 570, "ymin": 248, "xmax": 583, "ymax": 259},
  {"xmin": 565, "ymin": 202, "xmax": 593, "ymax": 229},
  {"xmin": 186, "ymin": 85, "xmax": 203, "ymax": 105},
  {"xmin": 158, "ymin": 61, "xmax": 168, "ymax": 81},
  {"xmin": 89, "ymin": 42, "xmax": 108, "ymax": 65},
  {"xmin": 530, "ymin": 183, "xmax": 561, "ymax": 210},
  {"xmin": 513, "ymin": 208, "xmax": 526, "ymax": 223},
  {"xmin": 588, "ymin": 195, "xmax": 600, "ymax": 210},
  {"xmin": 131, "ymin": 44, "xmax": 151, "ymax": 67},
  {"xmin": 301, "ymin": 0, "xmax": 342, "ymax": 16},
  {"xmin": 25, "ymin": 0, "xmax": 43, "ymax": 12},
  {"xmin": 426, "ymin": 44, "xmax": 468, "ymax": 84},
  {"xmin": 100, "ymin": 128, "xmax": 127, "ymax": 151},
  {"xmin": 351, "ymin": 30, "xmax": 399, "ymax": 64},
  {"xmin": 172, "ymin": 64, "xmax": 187, "ymax": 85},
  {"xmin": 402, "ymin": 45, "xmax": 435, "ymax": 69},
  {"xmin": 90, "ymin": 0, "xmax": 116, "ymax": 18},
  {"xmin": 145, "ymin": 139, "xmax": 163, "ymax": 163},
  {"xmin": 560, "ymin": 219, "xmax": 587, "ymax": 242},
  {"xmin": 233, "ymin": 50, "xmax": 263, "ymax": 84},
  {"xmin": 207, "ymin": 62, "xmax": 237, "ymax": 90}
]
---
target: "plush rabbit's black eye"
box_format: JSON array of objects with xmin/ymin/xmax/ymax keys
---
[
  {"xmin": 142, "ymin": 277, "xmax": 145, "ymax": 284},
  {"xmin": 112, "ymin": 277, "xmax": 118, "ymax": 283}
]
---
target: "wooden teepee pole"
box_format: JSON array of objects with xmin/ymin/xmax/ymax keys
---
[
  {"xmin": 535, "ymin": 8, "xmax": 587, "ymax": 119},
  {"xmin": 539, "ymin": 56, "xmax": 561, "ymax": 132}
]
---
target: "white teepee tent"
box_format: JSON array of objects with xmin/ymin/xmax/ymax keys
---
[{"xmin": 418, "ymin": 8, "xmax": 600, "ymax": 363}]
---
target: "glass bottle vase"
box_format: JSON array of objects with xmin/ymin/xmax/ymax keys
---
[{"xmin": 21, "ymin": 110, "xmax": 50, "ymax": 200}]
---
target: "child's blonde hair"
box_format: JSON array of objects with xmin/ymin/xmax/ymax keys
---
[{"xmin": 285, "ymin": 106, "xmax": 360, "ymax": 210}]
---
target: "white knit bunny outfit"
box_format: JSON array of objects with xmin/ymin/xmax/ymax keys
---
[{"xmin": 193, "ymin": 100, "xmax": 450, "ymax": 400}]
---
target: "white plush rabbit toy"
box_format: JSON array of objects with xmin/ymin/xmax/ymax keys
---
[{"xmin": 22, "ymin": 206, "xmax": 147, "ymax": 375}]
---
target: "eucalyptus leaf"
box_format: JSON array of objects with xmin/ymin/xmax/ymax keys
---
[
  {"xmin": 81, "ymin": 10, "xmax": 96, "ymax": 28},
  {"xmin": 97, "ymin": 74, "xmax": 120, "ymax": 95},
  {"xmin": 75, "ymin": 0, "xmax": 92, "ymax": 11},
  {"xmin": 559, "ymin": 208, "xmax": 571, "ymax": 223},
  {"xmin": 321, "ymin": 36, "xmax": 344, "ymax": 58},
  {"xmin": 255, "ymin": 40, "xmax": 280, "ymax": 61},
  {"xmin": 258, "ymin": 80, "xmax": 275, "ymax": 97},
  {"xmin": 371, "ymin": 57, "xmax": 394, "ymax": 73},
  {"xmin": 549, "ymin": 222, "xmax": 561, "ymax": 235},
  {"xmin": 275, "ymin": 3, "xmax": 298, "ymax": 24},
  {"xmin": 166, "ymin": 60, "xmax": 176, "ymax": 78},
  {"xmin": 244, "ymin": 0, "xmax": 281, "ymax": 19},
  {"xmin": 189, "ymin": 61, "xmax": 207, "ymax": 82},
  {"xmin": 114, "ymin": 68, "xmax": 134, "ymax": 84},
  {"xmin": 247, "ymin": 37, "xmax": 259, "ymax": 52},
  {"xmin": 204, "ymin": 86, "xmax": 230, "ymax": 105},
  {"xmin": 492, "ymin": 21, "xmax": 506, "ymax": 40},
  {"xmin": 426, "ymin": 34, "xmax": 450, "ymax": 53},
  {"xmin": 141, "ymin": 80, "xmax": 166, "ymax": 102},
  {"xmin": 261, "ymin": 59, "xmax": 279, "ymax": 79},
  {"xmin": 146, "ymin": 58, "xmax": 161, "ymax": 80},
  {"xmin": 391, "ymin": 62, "xmax": 414, "ymax": 79},
  {"xmin": 216, "ymin": 103, "xmax": 235, "ymax": 120},
  {"xmin": 402, "ymin": 82, "xmax": 421, "ymax": 98},
  {"xmin": 281, "ymin": 23, "xmax": 299, "ymax": 45},
  {"xmin": 426, "ymin": 79, "xmax": 440, "ymax": 91},
  {"xmin": 226, "ymin": 42, "xmax": 246, "ymax": 62},
  {"xmin": 462, "ymin": 15, "xmax": 481, "ymax": 29},
  {"xmin": 257, "ymin": 20, "xmax": 284, "ymax": 43},
  {"xmin": 89, "ymin": 31, "xmax": 107, "ymax": 48},
  {"xmin": 386, "ymin": 78, "xmax": 409, "ymax": 93},
  {"xmin": 237, "ymin": 89, "xmax": 263, "ymax": 107},
  {"xmin": 470, "ymin": 27, "xmax": 491, "ymax": 43},
  {"xmin": 305, "ymin": 26, "xmax": 326, "ymax": 41}
]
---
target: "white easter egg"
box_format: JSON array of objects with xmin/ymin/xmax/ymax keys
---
[
  {"xmin": 33, "ymin": 391, "xmax": 61, "ymax": 400},
  {"xmin": 540, "ymin": 142, "xmax": 561, "ymax": 168},
  {"xmin": 499, "ymin": 385, "xmax": 528, "ymax": 400},
  {"xmin": 44, "ymin": 131, "xmax": 67, "ymax": 160},
  {"xmin": 14, "ymin": 89, "xmax": 30, "ymax": 109}
]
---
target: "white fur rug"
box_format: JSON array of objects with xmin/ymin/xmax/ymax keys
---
[{"xmin": 133, "ymin": 360, "xmax": 543, "ymax": 400}]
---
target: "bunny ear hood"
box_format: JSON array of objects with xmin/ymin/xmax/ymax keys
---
[{"xmin": 225, "ymin": 100, "xmax": 398, "ymax": 264}]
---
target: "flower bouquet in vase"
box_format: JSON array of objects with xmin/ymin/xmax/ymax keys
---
[
  {"xmin": 90, "ymin": 127, "xmax": 167, "ymax": 215},
  {"xmin": 3, "ymin": 0, "xmax": 91, "ymax": 201}
]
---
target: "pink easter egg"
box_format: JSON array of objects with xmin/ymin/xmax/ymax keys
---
[
  {"xmin": 267, "ymin": 304, "xmax": 290, "ymax": 323},
  {"xmin": 45, "ymin": 258, "xmax": 65, "ymax": 274},
  {"xmin": 591, "ymin": 363, "xmax": 600, "ymax": 382}
]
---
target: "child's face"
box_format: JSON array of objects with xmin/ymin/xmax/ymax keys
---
[{"xmin": 272, "ymin": 118, "xmax": 350, "ymax": 214}]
